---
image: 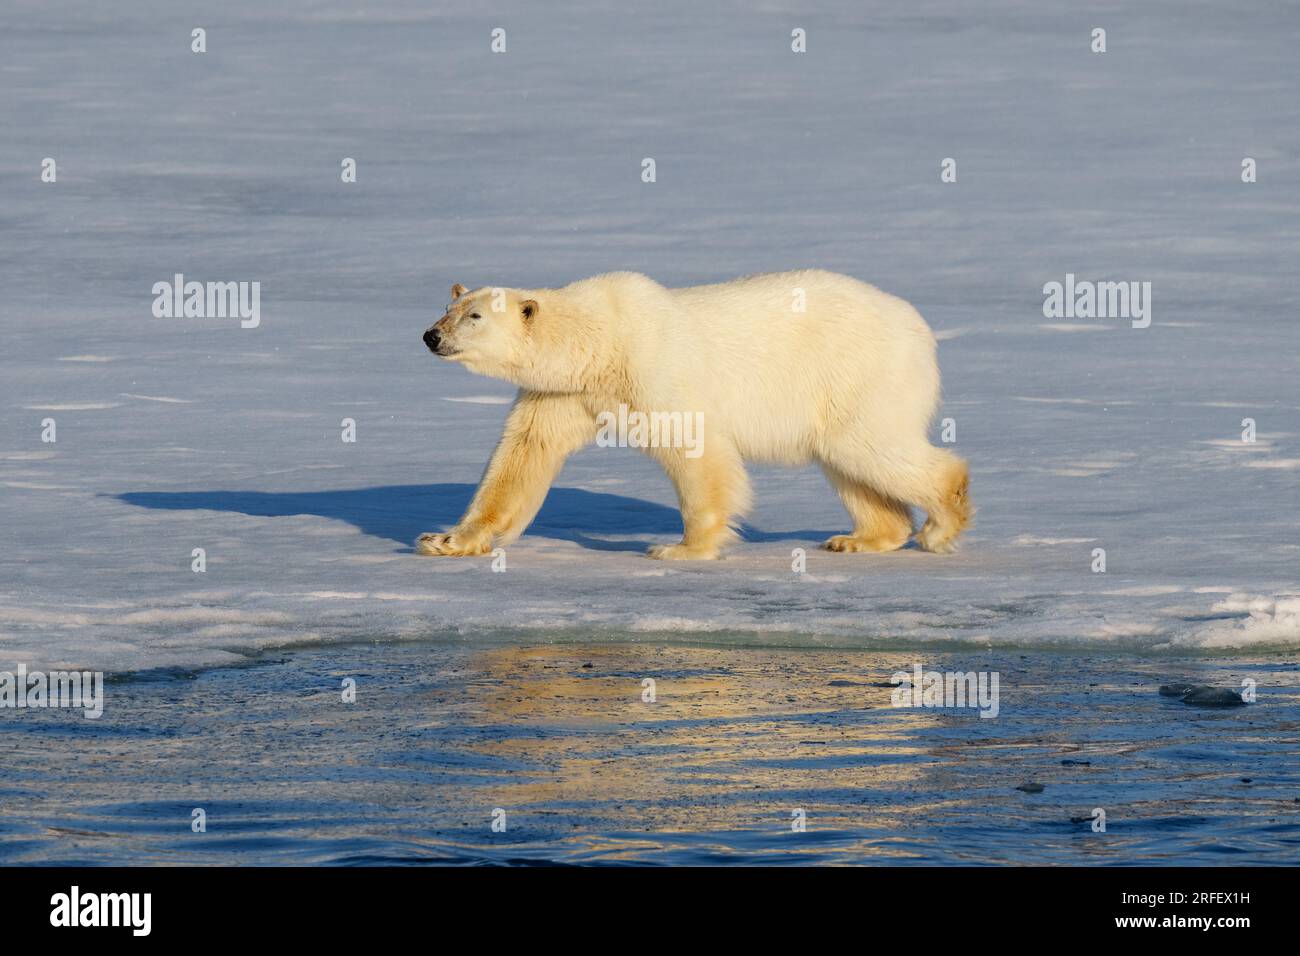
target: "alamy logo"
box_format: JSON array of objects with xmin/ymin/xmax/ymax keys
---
[
  {"xmin": 151, "ymin": 274, "xmax": 261, "ymax": 328},
  {"xmin": 595, "ymin": 404, "xmax": 704, "ymax": 459},
  {"xmin": 0, "ymin": 664, "xmax": 104, "ymax": 719},
  {"xmin": 50, "ymin": 886, "xmax": 151, "ymax": 936},
  {"xmin": 1042, "ymin": 273, "xmax": 1151, "ymax": 328},
  {"xmin": 890, "ymin": 662, "xmax": 1000, "ymax": 718}
]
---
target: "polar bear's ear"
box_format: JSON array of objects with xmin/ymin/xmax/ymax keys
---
[
  {"xmin": 520, "ymin": 299, "xmax": 540, "ymax": 324},
  {"xmin": 450, "ymin": 283, "xmax": 468, "ymax": 300}
]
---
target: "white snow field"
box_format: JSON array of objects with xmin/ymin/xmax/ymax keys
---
[{"xmin": 1, "ymin": 1, "xmax": 1298, "ymax": 672}]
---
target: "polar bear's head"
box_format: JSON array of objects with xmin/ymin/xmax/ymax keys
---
[{"xmin": 423, "ymin": 282, "xmax": 541, "ymax": 380}]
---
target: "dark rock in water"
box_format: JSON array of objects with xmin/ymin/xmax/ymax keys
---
[
  {"xmin": 828, "ymin": 679, "xmax": 866, "ymax": 687},
  {"xmin": 1061, "ymin": 759, "xmax": 1091, "ymax": 766},
  {"xmin": 1069, "ymin": 815, "xmax": 1093, "ymax": 823},
  {"xmin": 1159, "ymin": 683, "xmax": 1246, "ymax": 707},
  {"xmin": 1181, "ymin": 685, "xmax": 1245, "ymax": 707},
  {"xmin": 1016, "ymin": 782, "xmax": 1045, "ymax": 793},
  {"xmin": 868, "ymin": 680, "xmax": 897, "ymax": 688},
  {"xmin": 581, "ymin": 662, "xmax": 594, "ymax": 669},
  {"xmin": 1240, "ymin": 777, "xmax": 1252, "ymax": 783}
]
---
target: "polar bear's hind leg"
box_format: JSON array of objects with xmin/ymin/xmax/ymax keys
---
[
  {"xmin": 913, "ymin": 449, "xmax": 972, "ymax": 553},
  {"xmin": 821, "ymin": 465, "xmax": 914, "ymax": 552},
  {"xmin": 819, "ymin": 438, "xmax": 971, "ymax": 554}
]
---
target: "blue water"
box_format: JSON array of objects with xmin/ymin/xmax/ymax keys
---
[{"xmin": 2, "ymin": 639, "xmax": 1297, "ymax": 864}]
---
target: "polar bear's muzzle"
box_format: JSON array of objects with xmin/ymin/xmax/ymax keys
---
[{"xmin": 422, "ymin": 323, "xmax": 459, "ymax": 357}]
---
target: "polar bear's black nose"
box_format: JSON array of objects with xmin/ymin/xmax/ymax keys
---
[{"xmin": 423, "ymin": 327, "xmax": 441, "ymax": 352}]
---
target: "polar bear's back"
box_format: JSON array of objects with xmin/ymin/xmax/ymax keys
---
[{"xmin": 669, "ymin": 269, "xmax": 928, "ymax": 331}]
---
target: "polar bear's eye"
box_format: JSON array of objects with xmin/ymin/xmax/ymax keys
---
[{"xmin": 469, "ymin": 312, "xmax": 482, "ymax": 320}]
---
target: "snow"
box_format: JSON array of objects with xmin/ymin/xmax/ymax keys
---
[{"xmin": 1, "ymin": 0, "xmax": 1298, "ymax": 673}]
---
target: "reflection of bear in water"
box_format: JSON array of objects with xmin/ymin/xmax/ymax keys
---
[{"xmin": 419, "ymin": 270, "xmax": 971, "ymax": 560}]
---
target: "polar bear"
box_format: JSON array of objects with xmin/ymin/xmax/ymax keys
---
[{"xmin": 417, "ymin": 271, "xmax": 971, "ymax": 560}]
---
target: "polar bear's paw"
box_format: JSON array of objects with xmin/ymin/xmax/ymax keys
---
[
  {"xmin": 823, "ymin": 533, "xmax": 909, "ymax": 554},
  {"xmin": 415, "ymin": 530, "xmax": 492, "ymax": 557},
  {"xmin": 647, "ymin": 542, "xmax": 720, "ymax": 561},
  {"xmin": 915, "ymin": 523, "xmax": 959, "ymax": 554}
]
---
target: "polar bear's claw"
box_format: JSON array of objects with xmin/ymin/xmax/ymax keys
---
[{"xmin": 415, "ymin": 531, "xmax": 491, "ymax": 557}]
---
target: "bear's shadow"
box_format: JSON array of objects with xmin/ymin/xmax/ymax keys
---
[{"xmin": 114, "ymin": 483, "xmax": 836, "ymax": 553}]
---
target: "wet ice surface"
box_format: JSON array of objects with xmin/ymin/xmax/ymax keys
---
[{"xmin": 2, "ymin": 641, "xmax": 1298, "ymax": 865}]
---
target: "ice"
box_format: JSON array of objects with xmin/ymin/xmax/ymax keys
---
[{"xmin": 1, "ymin": 0, "xmax": 1298, "ymax": 672}]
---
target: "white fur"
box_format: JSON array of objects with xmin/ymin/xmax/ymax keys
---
[{"xmin": 417, "ymin": 271, "xmax": 971, "ymax": 560}]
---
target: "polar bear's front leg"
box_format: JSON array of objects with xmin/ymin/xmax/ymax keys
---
[
  {"xmin": 648, "ymin": 442, "xmax": 751, "ymax": 560},
  {"xmin": 416, "ymin": 391, "xmax": 596, "ymax": 556}
]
